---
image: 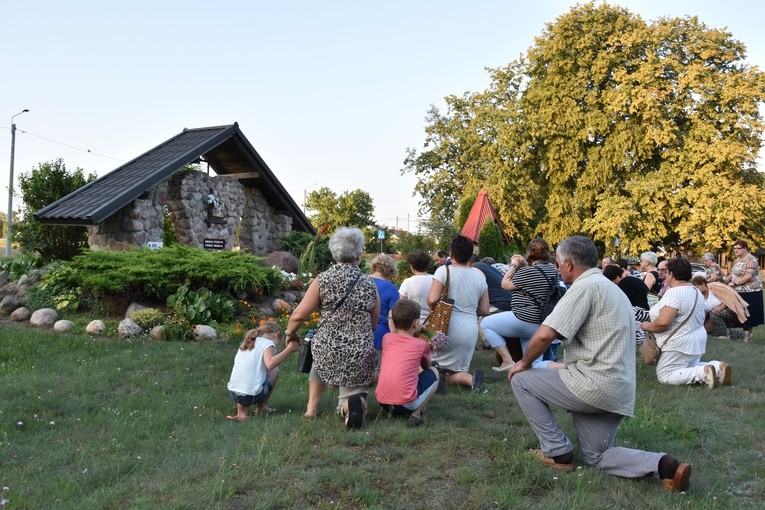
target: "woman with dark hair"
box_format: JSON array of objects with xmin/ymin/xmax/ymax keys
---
[
  {"xmin": 603, "ymin": 264, "xmax": 650, "ymax": 344},
  {"xmin": 398, "ymin": 250, "xmax": 434, "ymax": 323},
  {"xmin": 428, "ymin": 235, "xmax": 490, "ymax": 391},
  {"xmin": 641, "ymin": 258, "xmax": 731, "ymax": 388},
  {"xmin": 480, "ymin": 238, "xmax": 562, "ymax": 371},
  {"xmin": 723, "ymin": 240, "xmax": 763, "ymax": 343},
  {"xmin": 603, "ymin": 265, "xmax": 649, "ymax": 310}
]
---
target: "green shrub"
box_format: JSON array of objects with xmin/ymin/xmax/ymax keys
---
[
  {"xmin": 0, "ymin": 253, "xmax": 44, "ymax": 281},
  {"xmin": 478, "ymin": 220, "xmax": 507, "ymax": 262},
  {"xmin": 38, "ymin": 245, "xmax": 282, "ymax": 303},
  {"xmin": 161, "ymin": 317, "xmax": 194, "ymax": 341},
  {"xmin": 25, "ymin": 284, "xmax": 57, "ymax": 310},
  {"xmin": 167, "ymin": 285, "xmax": 235, "ymax": 324},
  {"xmin": 35, "ymin": 263, "xmax": 83, "ymax": 312},
  {"xmin": 131, "ymin": 308, "xmax": 166, "ymax": 330},
  {"xmin": 15, "ymin": 159, "xmax": 97, "ymax": 261}
]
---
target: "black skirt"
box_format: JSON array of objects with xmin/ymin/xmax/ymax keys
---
[{"xmin": 739, "ymin": 291, "xmax": 764, "ymax": 328}]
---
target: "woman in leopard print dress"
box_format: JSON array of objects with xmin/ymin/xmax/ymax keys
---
[{"xmin": 285, "ymin": 227, "xmax": 380, "ymax": 428}]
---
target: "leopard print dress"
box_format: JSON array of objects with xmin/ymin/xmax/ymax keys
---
[{"xmin": 313, "ymin": 264, "xmax": 378, "ymax": 387}]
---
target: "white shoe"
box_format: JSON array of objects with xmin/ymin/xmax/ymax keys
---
[
  {"xmin": 703, "ymin": 365, "xmax": 718, "ymax": 389},
  {"xmin": 492, "ymin": 363, "xmax": 515, "ymax": 372},
  {"xmin": 718, "ymin": 362, "xmax": 731, "ymax": 386}
]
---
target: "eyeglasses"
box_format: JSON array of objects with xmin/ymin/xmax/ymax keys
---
[
  {"xmin": 658, "ymin": 268, "xmax": 668, "ymax": 272},
  {"xmin": 733, "ymin": 247, "xmax": 744, "ymax": 250}
]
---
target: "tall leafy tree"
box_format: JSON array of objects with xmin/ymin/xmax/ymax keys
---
[
  {"xmin": 404, "ymin": 2, "xmax": 765, "ymax": 254},
  {"xmin": 304, "ymin": 187, "xmax": 376, "ymax": 231},
  {"xmin": 16, "ymin": 158, "xmax": 97, "ymax": 261}
]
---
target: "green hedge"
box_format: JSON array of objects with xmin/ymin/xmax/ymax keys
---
[{"xmin": 43, "ymin": 245, "xmax": 282, "ymax": 303}]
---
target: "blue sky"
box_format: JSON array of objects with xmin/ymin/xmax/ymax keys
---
[{"xmin": 2, "ymin": 1, "xmax": 764, "ymax": 232}]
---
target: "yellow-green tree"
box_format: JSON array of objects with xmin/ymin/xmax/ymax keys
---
[{"xmin": 404, "ymin": 2, "xmax": 765, "ymax": 254}]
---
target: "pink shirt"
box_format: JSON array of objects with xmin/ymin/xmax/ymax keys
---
[{"xmin": 375, "ymin": 332, "xmax": 431, "ymax": 405}]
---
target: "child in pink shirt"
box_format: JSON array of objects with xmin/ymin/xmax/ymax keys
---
[{"xmin": 375, "ymin": 299, "xmax": 440, "ymax": 426}]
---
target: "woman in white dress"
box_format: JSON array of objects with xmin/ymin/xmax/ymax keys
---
[{"xmin": 428, "ymin": 235, "xmax": 489, "ymax": 391}]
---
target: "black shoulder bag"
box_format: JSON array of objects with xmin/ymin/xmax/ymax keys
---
[
  {"xmin": 520, "ymin": 265, "xmax": 566, "ymax": 322},
  {"xmin": 298, "ymin": 270, "xmax": 363, "ymax": 373}
]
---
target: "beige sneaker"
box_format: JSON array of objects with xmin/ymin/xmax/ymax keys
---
[
  {"xmin": 718, "ymin": 362, "xmax": 731, "ymax": 386},
  {"xmin": 703, "ymin": 365, "xmax": 718, "ymax": 389}
]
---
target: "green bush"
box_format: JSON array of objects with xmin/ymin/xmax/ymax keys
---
[
  {"xmin": 478, "ymin": 220, "xmax": 507, "ymax": 262},
  {"xmin": 160, "ymin": 317, "xmax": 194, "ymax": 341},
  {"xmin": 0, "ymin": 253, "xmax": 44, "ymax": 281},
  {"xmin": 15, "ymin": 159, "xmax": 97, "ymax": 261},
  {"xmin": 131, "ymin": 308, "xmax": 166, "ymax": 330},
  {"xmin": 35, "ymin": 263, "xmax": 83, "ymax": 312},
  {"xmin": 38, "ymin": 245, "xmax": 282, "ymax": 303},
  {"xmin": 167, "ymin": 285, "xmax": 235, "ymax": 324}
]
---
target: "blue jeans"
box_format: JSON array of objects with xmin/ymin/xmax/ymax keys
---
[{"xmin": 480, "ymin": 311, "xmax": 545, "ymax": 367}]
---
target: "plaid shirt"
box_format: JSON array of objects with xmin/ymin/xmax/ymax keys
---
[{"xmin": 544, "ymin": 268, "xmax": 636, "ymax": 417}]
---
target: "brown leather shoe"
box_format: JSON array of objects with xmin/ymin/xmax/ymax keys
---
[
  {"xmin": 662, "ymin": 463, "xmax": 691, "ymax": 492},
  {"xmin": 529, "ymin": 449, "xmax": 574, "ymax": 473}
]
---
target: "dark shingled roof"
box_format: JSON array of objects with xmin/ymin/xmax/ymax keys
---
[{"xmin": 34, "ymin": 123, "xmax": 315, "ymax": 234}]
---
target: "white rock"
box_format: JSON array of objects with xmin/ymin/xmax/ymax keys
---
[
  {"xmin": 118, "ymin": 318, "xmax": 142, "ymax": 339},
  {"xmin": 30, "ymin": 308, "xmax": 58, "ymax": 328},
  {"xmin": 86, "ymin": 320, "xmax": 106, "ymax": 336},
  {"xmin": 53, "ymin": 320, "xmax": 75, "ymax": 333},
  {"xmin": 193, "ymin": 324, "xmax": 218, "ymax": 341}
]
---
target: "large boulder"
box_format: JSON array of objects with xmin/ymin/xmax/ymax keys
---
[
  {"xmin": 118, "ymin": 318, "xmax": 142, "ymax": 339},
  {"xmin": 86, "ymin": 320, "xmax": 106, "ymax": 336},
  {"xmin": 0, "ymin": 294, "xmax": 22, "ymax": 316},
  {"xmin": 30, "ymin": 308, "xmax": 58, "ymax": 328},
  {"xmin": 10, "ymin": 307, "xmax": 30, "ymax": 321},
  {"xmin": 54, "ymin": 320, "xmax": 75, "ymax": 333},
  {"xmin": 263, "ymin": 251, "xmax": 299, "ymax": 274},
  {"xmin": 193, "ymin": 324, "xmax": 218, "ymax": 341}
]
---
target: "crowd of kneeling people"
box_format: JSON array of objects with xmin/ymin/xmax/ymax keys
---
[{"xmin": 224, "ymin": 228, "xmax": 764, "ymax": 493}]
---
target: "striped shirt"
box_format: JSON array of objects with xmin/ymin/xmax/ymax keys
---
[
  {"xmin": 544, "ymin": 268, "xmax": 636, "ymax": 417},
  {"xmin": 511, "ymin": 262, "xmax": 559, "ymax": 323}
]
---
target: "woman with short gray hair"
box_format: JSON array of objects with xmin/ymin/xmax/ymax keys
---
[
  {"xmin": 701, "ymin": 253, "xmax": 723, "ymax": 283},
  {"xmin": 328, "ymin": 227, "xmax": 366, "ymax": 262},
  {"xmin": 285, "ymin": 227, "xmax": 379, "ymax": 429},
  {"xmin": 639, "ymin": 251, "xmax": 661, "ymax": 296}
]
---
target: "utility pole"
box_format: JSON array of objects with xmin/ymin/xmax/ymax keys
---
[{"xmin": 7, "ymin": 109, "xmax": 29, "ymax": 256}]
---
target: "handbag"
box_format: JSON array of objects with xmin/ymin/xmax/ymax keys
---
[
  {"xmin": 521, "ymin": 265, "xmax": 566, "ymax": 322},
  {"xmin": 640, "ymin": 290, "xmax": 698, "ymax": 365},
  {"xmin": 297, "ymin": 270, "xmax": 362, "ymax": 373},
  {"xmin": 297, "ymin": 331, "xmax": 314, "ymax": 373},
  {"xmin": 422, "ymin": 265, "xmax": 454, "ymax": 335}
]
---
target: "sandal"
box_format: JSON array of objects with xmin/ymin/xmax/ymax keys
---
[{"xmin": 345, "ymin": 394, "xmax": 364, "ymax": 429}]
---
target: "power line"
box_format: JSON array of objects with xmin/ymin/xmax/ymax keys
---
[{"xmin": 0, "ymin": 125, "xmax": 125, "ymax": 162}]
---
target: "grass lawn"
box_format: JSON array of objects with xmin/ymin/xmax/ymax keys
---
[{"xmin": 1, "ymin": 323, "xmax": 764, "ymax": 509}]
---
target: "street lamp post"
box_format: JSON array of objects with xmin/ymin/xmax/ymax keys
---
[{"xmin": 7, "ymin": 109, "xmax": 29, "ymax": 256}]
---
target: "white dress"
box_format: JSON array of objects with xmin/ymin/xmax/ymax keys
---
[{"xmin": 430, "ymin": 265, "xmax": 488, "ymax": 372}]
